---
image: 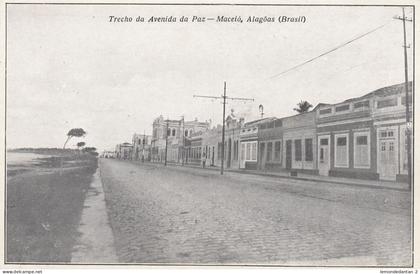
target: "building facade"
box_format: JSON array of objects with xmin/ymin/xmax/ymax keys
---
[
  {"xmin": 282, "ymin": 111, "xmax": 318, "ymax": 174},
  {"xmin": 315, "ymin": 82, "xmax": 412, "ymax": 181},
  {"xmin": 239, "ymin": 118, "xmax": 274, "ymax": 170},
  {"xmin": 115, "ymin": 142, "xmax": 133, "ymax": 160},
  {"xmin": 132, "ymin": 133, "xmax": 152, "ymax": 161},
  {"xmin": 257, "ymin": 118, "xmax": 283, "ymax": 171},
  {"xmin": 151, "ymin": 115, "xmax": 210, "ymax": 163},
  {"xmin": 372, "ymin": 82, "xmax": 412, "ymax": 181}
]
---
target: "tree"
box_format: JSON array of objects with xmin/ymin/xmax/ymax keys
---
[
  {"xmin": 293, "ymin": 100, "xmax": 313, "ymax": 113},
  {"xmin": 63, "ymin": 128, "xmax": 86, "ymax": 149},
  {"xmin": 77, "ymin": 142, "xmax": 86, "ymax": 151},
  {"xmin": 82, "ymin": 147, "xmax": 97, "ymax": 153},
  {"xmin": 83, "ymin": 147, "xmax": 98, "ymax": 157}
]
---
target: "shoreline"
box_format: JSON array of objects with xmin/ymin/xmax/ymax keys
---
[{"xmin": 6, "ymin": 152, "xmax": 99, "ymax": 263}]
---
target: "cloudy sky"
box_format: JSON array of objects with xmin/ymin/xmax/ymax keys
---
[{"xmin": 6, "ymin": 4, "xmax": 414, "ymax": 151}]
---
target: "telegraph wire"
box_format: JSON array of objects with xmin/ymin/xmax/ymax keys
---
[{"xmin": 269, "ymin": 22, "xmax": 391, "ymax": 79}]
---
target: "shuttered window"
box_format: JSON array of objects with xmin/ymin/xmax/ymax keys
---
[
  {"xmin": 274, "ymin": 141, "xmax": 281, "ymax": 161},
  {"xmin": 294, "ymin": 139, "xmax": 302, "ymax": 161},
  {"xmin": 305, "ymin": 138, "xmax": 313, "ymax": 161},
  {"xmin": 267, "ymin": 142, "xmax": 273, "ymax": 161}
]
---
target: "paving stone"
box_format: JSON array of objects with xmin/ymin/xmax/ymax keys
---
[{"xmin": 100, "ymin": 159, "xmax": 412, "ymax": 266}]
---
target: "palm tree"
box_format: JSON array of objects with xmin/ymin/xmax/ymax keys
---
[{"xmin": 293, "ymin": 100, "xmax": 313, "ymax": 113}]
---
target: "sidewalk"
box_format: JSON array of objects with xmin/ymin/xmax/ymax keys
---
[{"xmin": 130, "ymin": 160, "xmax": 409, "ymax": 192}]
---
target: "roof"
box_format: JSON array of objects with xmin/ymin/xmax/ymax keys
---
[
  {"xmin": 244, "ymin": 117, "xmax": 277, "ymax": 127},
  {"xmin": 321, "ymin": 82, "xmax": 412, "ymax": 107}
]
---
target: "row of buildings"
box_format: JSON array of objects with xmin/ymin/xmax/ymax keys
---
[{"xmin": 112, "ymin": 82, "xmax": 412, "ymax": 182}]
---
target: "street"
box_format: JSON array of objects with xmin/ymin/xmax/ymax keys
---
[{"xmin": 99, "ymin": 158, "xmax": 411, "ymax": 265}]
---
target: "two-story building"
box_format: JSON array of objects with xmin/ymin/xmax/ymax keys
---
[
  {"xmin": 316, "ymin": 82, "xmax": 412, "ymax": 181},
  {"xmin": 371, "ymin": 82, "xmax": 412, "ymax": 181},
  {"xmin": 151, "ymin": 115, "xmax": 210, "ymax": 163},
  {"xmin": 132, "ymin": 133, "xmax": 152, "ymax": 161}
]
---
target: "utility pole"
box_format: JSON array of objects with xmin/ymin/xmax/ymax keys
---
[
  {"xmin": 181, "ymin": 116, "xmax": 185, "ymax": 166},
  {"xmin": 165, "ymin": 118, "xmax": 169, "ymax": 166},
  {"xmin": 142, "ymin": 130, "xmax": 146, "ymax": 162},
  {"xmin": 394, "ymin": 7, "xmax": 412, "ymax": 190},
  {"xmin": 193, "ymin": 81, "xmax": 254, "ymax": 175}
]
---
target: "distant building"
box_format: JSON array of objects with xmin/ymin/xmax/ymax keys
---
[
  {"xmin": 101, "ymin": 150, "xmax": 115, "ymax": 158},
  {"xmin": 115, "ymin": 142, "xmax": 133, "ymax": 160},
  {"xmin": 132, "ymin": 133, "xmax": 152, "ymax": 161},
  {"xmin": 151, "ymin": 115, "xmax": 210, "ymax": 163}
]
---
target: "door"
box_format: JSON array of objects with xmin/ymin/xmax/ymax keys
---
[
  {"xmin": 318, "ymin": 136, "xmax": 330, "ymax": 176},
  {"xmin": 240, "ymin": 143, "xmax": 246, "ymax": 168},
  {"xmin": 259, "ymin": 142, "xmax": 266, "ymax": 169},
  {"xmin": 286, "ymin": 140, "xmax": 292, "ymax": 169},
  {"xmin": 378, "ymin": 129, "xmax": 398, "ymax": 180},
  {"xmin": 227, "ymin": 139, "xmax": 232, "ymax": 168}
]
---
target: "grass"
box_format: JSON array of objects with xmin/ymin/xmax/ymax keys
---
[{"xmin": 6, "ymin": 154, "xmax": 98, "ymax": 263}]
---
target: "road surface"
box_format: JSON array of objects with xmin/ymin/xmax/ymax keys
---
[{"xmin": 99, "ymin": 159, "xmax": 411, "ymax": 265}]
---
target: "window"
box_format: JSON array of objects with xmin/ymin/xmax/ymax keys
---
[
  {"xmin": 320, "ymin": 138, "xmax": 328, "ymax": 145},
  {"xmin": 172, "ymin": 129, "xmax": 176, "ymax": 136},
  {"xmin": 274, "ymin": 119, "xmax": 282, "ymax": 128},
  {"xmin": 274, "ymin": 141, "xmax": 281, "ymax": 161},
  {"xmin": 354, "ymin": 100, "xmax": 370, "ymax": 109},
  {"xmin": 401, "ymin": 95, "xmax": 413, "ymax": 106},
  {"xmin": 377, "ymin": 98, "xmax": 398, "ymax": 108},
  {"xmin": 246, "ymin": 143, "xmax": 251, "ymax": 160},
  {"xmin": 305, "ymin": 138, "xmax": 313, "ymax": 161},
  {"xmin": 380, "ymin": 130, "xmax": 394, "ymax": 138},
  {"xmin": 335, "ymin": 134, "xmax": 349, "ymax": 168},
  {"xmin": 294, "ymin": 139, "xmax": 302, "ymax": 161},
  {"xmin": 185, "ymin": 130, "xmax": 188, "ymax": 137},
  {"xmin": 167, "ymin": 129, "xmax": 171, "ymax": 137},
  {"xmin": 241, "ymin": 143, "xmax": 245, "ymax": 160},
  {"xmin": 354, "ymin": 132, "xmax": 370, "ymax": 168},
  {"xmin": 320, "ymin": 108, "xmax": 332, "ymax": 115},
  {"xmin": 267, "ymin": 142, "xmax": 273, "ymax": 161},
  {"xmin": 381, "ymin": 142, "xmax": 386, "ymax": 151},
  {"xmin": 335, "ymin": 104, "xmax": 350, "ymax": 112}
]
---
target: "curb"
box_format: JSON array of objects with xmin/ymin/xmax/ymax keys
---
[{"xmin": 118, "ymin": 159, "xmax": 409, "ymax": 192}]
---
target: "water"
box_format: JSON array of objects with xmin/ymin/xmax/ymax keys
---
[{"xmin": 7, "ymin": 152, "xmax": 51, "ymax": 166}]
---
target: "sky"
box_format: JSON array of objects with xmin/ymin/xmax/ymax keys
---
[{"xmin": 6, "ymin": 4, "xmax": 414, "ymax": 152}]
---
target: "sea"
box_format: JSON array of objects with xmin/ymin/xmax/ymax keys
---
[{"xmin": 7, "ymin": 152, "xmax": 51, "ymax": 166}]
